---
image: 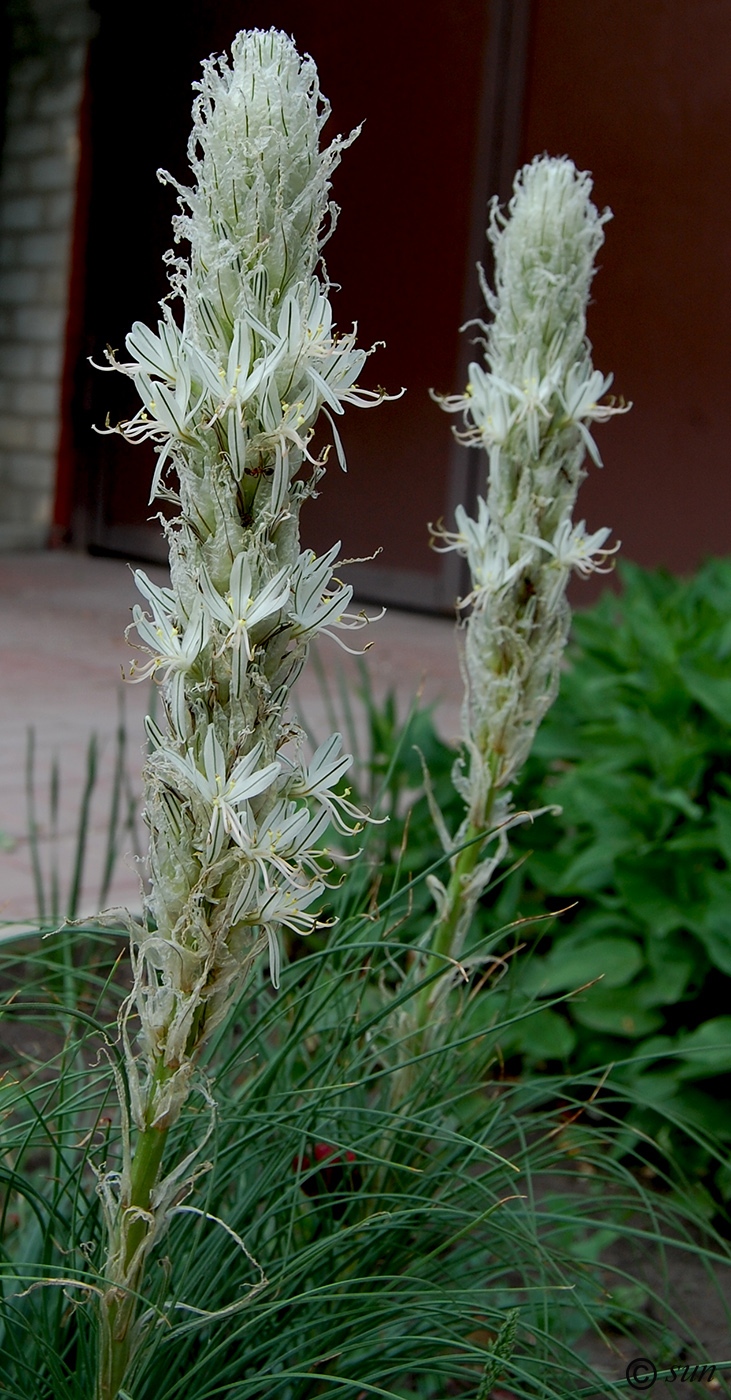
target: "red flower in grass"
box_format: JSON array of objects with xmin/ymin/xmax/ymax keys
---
[{"xmin": 293, "ymin": 1142, "xmax": 360, "ymax": 1217}]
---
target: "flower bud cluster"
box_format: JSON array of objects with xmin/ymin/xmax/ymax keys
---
[
  {"xmin": 104, "ymin": 30, "xmax": 384, "ymax": 1130},
  {"xmin": 436, "ymin": 157, "xmax": 626, "ymax": 828}
]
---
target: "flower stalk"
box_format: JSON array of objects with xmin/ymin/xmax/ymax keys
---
[
  {"xmin": 93, "ymin": 30, "xmax": 386, "ymax": 1397},
  {"xmin": 427, "ymin": 156, "xmax": 628, "ymax": 992}
]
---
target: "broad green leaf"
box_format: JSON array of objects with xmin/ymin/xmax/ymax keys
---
[
  {"xmin": 642, "ymin": 935, "xmax": 696, "ymax": 1006},
  {"xmin": 672, "ymin": 1084, "xmax": 731, "ymax": 1140},
  {"xmin": 571, "ymin": 985, "xmax": 664, "ymax": 1038},
  {"xmin": 521, "ymin": 936, "xmax": 642, "ymax": 996},
  {"xmin": 691, "ymin": 870, "xmax": 731, "ymax": 974},
  {"xmin": 547, "ymin": 837, "xmax": 630, "ymax": 894},
  {"xmin": 710, "ymin": 794, "xmax": 731, "ymax": 865},
  {"xmin": 505, "ymin": 1007, "xmax": 576, "ymax": 1062},
  {"xmin": 614, "ymin": 856, "xmax": 689, "ymax": 937},
  {"xmin": 680, "ymin": 658, "xmax": 731, "ymax": 727},
  {"xmin": 675, "ymin": 1018, "xmax": 731, "ymax": 1079}
]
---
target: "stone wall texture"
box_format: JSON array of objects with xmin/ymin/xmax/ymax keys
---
[{"xmin": 0, "ymin": 0, "xmax": 93, "ymax": 549}]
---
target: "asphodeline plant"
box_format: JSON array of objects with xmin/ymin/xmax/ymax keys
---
[
  {"xmin": 93, "ymin": 30, "xmax": 386, "ymax": 1400},
  {"xmin": 426, "ymin": 156, "xmax": 628, "ymax": 989}
]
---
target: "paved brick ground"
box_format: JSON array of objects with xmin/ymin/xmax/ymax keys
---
[{"xmin": 0, "ymin": 550, "xmax": 462, "ymax": 922}]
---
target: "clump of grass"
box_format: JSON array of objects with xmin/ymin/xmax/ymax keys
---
[
  {"xmin": 2, "ymin": 803, "xmax": 730, "ymax": 1398},
  {"xmin": 23, "ymin": 703, "xmax": 142, "ymax": 929}
]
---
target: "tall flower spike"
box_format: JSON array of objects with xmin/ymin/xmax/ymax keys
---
[
  {"xmin": 428, "ymin": 156, "xmax": 628, "ymax": 971},
  {"xmin": 95, "ymin": 31, "xmax": 390, "ymax": 1400}
]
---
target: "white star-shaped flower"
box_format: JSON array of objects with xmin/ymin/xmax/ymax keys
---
[
  {"xmin": 160, "ymin": 726, "xmax": 280, "ymax": 863},
  {"xmin": 128, "ymin": 570, "xmax": 208, "ymax": 734},
  {"xmin": 199, "ymin": 554, "xmax": 290, "ymax": 694}
]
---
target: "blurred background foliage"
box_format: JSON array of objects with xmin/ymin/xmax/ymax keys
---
[{"xmin": 342, "ymin": 557, "xmax": 731, "ymax": 1210}]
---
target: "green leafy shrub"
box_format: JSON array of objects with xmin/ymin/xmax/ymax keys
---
[
  {"xmin": 490, "ymin": 559, "xmax": 731, "ymax": 1192},
  {"xmin": 338, "ymin": 560, "xmax": 731, "ymax": 1200}
]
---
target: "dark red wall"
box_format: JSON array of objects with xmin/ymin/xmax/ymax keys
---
[
  {"xmin": 521, "ymin": 0, "xmax": 731, "ymax": 573},
  {"xmin": 271, "ymin": 0, "xmax": 492, "ymax": 577}
]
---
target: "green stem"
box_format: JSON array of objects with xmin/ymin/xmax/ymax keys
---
[
  {"xmin": 416, "ymin": 825, "xmax": 482, "ymax": 1029},
  {"xmin": 97, "ymin": 1070, "xmax": 170, "ymax": 1400},
  {"xmin": 417, "ymin": 774, "xmax": 498, "ymax": 1032},
  {"xmin": 382, "ymin": 822, "xmax": 488, "ymax": 1174}
]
